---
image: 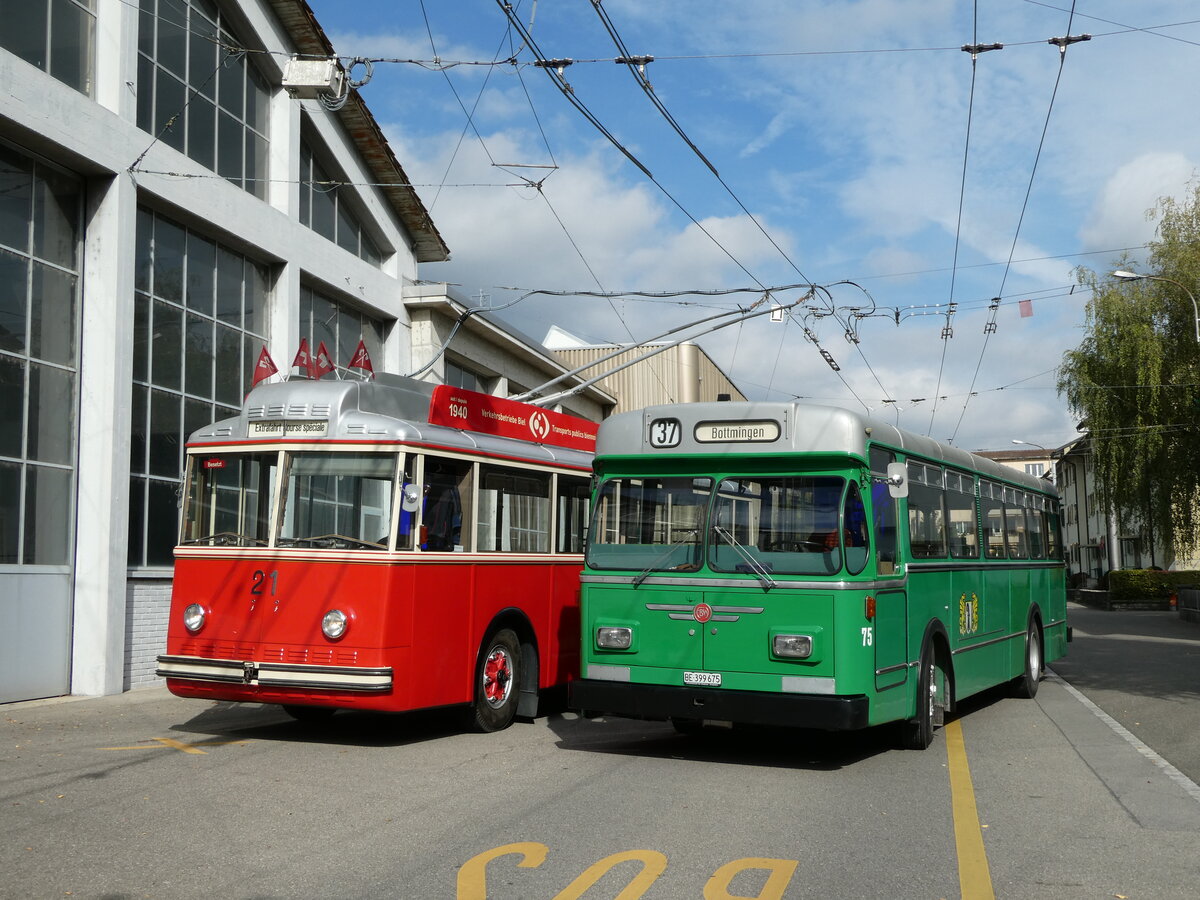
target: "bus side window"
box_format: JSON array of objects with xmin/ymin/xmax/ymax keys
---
[
  {"xmin": 981, "ymin": 481, "xmax": 1006, "ymax": 559},
  {"xmin": 556, "ymin": 474, "xmax": 591, "ymax": 553},
  {"xmin": 477, "ymin": 464, "xmax": 551, "ymax": 553},
  {"xmin": 422, "ymin": 457, "xmax": 472, "ymax": 551},
  {"xmin": 946, "ymin": 471, "xmax": 978, "ymax": 559},
  {"xmin": 907, "ymin": 463, "xmax": 947, "ymax": 559}
]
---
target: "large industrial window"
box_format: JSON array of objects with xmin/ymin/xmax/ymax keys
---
[
  {"xmin": 129, "ymin": 207, "xmax": 269, "ymax": 567},
  {"xmin": 0, "ymin": 144, "xmax": 81, "ymax": 565},
  {"xmin": 135, "ymin": 0, "xmax": 270, "ymax": 198},
  {"xmin": 1, "ymin": 0, "xmax": 95, "ymax": 95},
  {"xmin": 299, "ymin": 139, "xmax": 383, "ymax": 266},
  {"xmin": 298, "ymin": 284, "xmax": 385, "ymax": 377}
]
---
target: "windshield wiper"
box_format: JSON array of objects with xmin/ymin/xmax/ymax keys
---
[
  {"xmin": 289, "ymin": 533, "xmax": 385, "ymax": 550},
  {"xmin": 712, "ymin": 524, "xmax": 776, "ymax": 591},
  {"xmin": 632, "ymin": 529, "xmax": 700, "ymax": 587},
  {"xmin": 179, "ymin": 532, "xmax": 267, "ymax": 547}
]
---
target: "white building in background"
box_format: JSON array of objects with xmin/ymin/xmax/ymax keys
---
[{"xmin": 0, "ymin": 0, "xmax": 616, "ymax": 704}]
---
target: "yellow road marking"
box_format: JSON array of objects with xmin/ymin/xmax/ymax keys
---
[
  {"xmin": 100, "ymin": 737, "xmax": 247, "ymax": 754},
  {"xmin": 945, "ymin": 719, "xmax": 995, "ymax": 900}
]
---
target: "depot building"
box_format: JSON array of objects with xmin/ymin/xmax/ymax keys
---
[{"xmin": 0, "ymin": 0, "xmax": 630, "ymax": 704}]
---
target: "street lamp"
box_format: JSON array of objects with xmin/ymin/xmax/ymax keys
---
[
  {"xmin": 1011, "ymin": 439, "xmax": 1047, "ymax": 451},
  {"xmin": 1111, "ymin": 270, "xmax": 1200, "ymax": 343}
]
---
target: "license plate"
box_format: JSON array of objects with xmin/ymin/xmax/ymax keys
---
[{"xmin": 683, "ymin": 671, "xmax": 721, "ymax": 687}]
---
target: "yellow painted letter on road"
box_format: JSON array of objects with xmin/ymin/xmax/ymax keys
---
[
  {"xmin": 704, "ymin": 857, "xmax": 798, "ymax": 900},
  {"xmin": 554, "ymin": 849, "xmax": 668, "ymax": 900},
  {"xmin": 457, "ymin": 842, "xmax": 549, "ymax": 900}
]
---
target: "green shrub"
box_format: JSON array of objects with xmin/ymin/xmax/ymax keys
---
[{"xmin": 1107, "ymin": 569, "xmax": 1200, "ymax": 604}]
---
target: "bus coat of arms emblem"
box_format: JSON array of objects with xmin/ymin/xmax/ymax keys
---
[{"xmin": 958, "ymin": 592, "xmax": 980, "ymax": 635}]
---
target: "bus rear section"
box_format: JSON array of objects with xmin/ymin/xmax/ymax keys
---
[
  {"xmin": 157, "ymin": 375, "xmax": 595, "ymax": 731},
  {"xmin": 569, "ymin": 401, "xmax": 1067, "ymax": 748}
]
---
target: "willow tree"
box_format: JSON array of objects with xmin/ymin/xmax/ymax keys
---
[{"xmin": 1058, "ymin": 184, "xmax": 1200, "ymax": 558}]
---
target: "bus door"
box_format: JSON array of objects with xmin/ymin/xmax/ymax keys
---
[{"xmin": 870, "ymin": 449, "xmax": 908, "ymax": 692}]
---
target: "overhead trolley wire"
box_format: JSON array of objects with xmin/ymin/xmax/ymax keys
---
[
  {"xmin": 927, "ymin": 0, "xmax": 993, "ymax": 437},
  {"xmin": 949, "ymin": 1, "xmax": 1089, "ymax": 445},
  {"xmin": 587, "ymin": 0, "xmax": 815, "ymax": 288},
  {"xmin": 496, "ymin": 0, "xmax": 883, "ymax": 412}
]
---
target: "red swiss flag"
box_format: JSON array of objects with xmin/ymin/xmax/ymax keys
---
[
  {"xmin": 349, "ymin": 339, "xmax": 374, "ymax": 378},
  {"xmin": 291, "ymin": 338, "xmax": 315, "ymax": 378},
  {"xmin": 251, "ymin": 345, "xmax": 278, "ymax": 387},
  {"xmin": 313, "ymin": 340, "xmax": 336, "ymax": 378}
]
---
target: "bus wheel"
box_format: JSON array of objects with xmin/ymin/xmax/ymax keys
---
[
  {"xmin": 471, "ymin": 629, "xmax": 521, "ymax": 733},
  {"xmin": 903, "ymin": 640, "xmax": 947, "ymax": 750},
  {"xmin": 1010, "ymin": 618, "xmax": 1043, "ymax": 699},
  {"xmin": 282, "ymin": 705, "xmax": 336, "ymax": 723}
]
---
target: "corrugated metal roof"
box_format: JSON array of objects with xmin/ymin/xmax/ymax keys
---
[{"xmin": 268, "ymin": 0, "xmax": 449, "ymax": 263}]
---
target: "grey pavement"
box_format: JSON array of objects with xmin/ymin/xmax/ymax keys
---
[{"xmin": 1050, "ymin": 600, "xmax": 1200, "ymax": 788}]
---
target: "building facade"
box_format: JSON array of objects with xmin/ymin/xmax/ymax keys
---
[
  {"xmin": 0, "ymin": 0, "xmax": 620, "ymax": 704},
  {"xmin": 543, "ymin": 326, "xmax": 746, "ymax": 414}
]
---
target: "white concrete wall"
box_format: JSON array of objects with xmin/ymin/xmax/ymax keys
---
[{"xmin": 1, "ymin": 0, "xmax": 429, "ymax": 696}]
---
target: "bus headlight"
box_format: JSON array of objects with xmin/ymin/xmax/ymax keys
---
[
  {"xmin": 322, "ymin": 609, "xmax": 349, "ymax": 640},
  {"xmin": 596, "ymin": 626, "xmax": 633, "ymax": 650},
  {"xmin": 773, "ymin": 634, "xmax": 813, "ymax": 659},
  {"xmin": 183, "ymin": 604, "xmax": 206, "ymax": 633}
]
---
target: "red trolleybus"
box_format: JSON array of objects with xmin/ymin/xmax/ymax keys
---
[
  {"xmin": 156, "ymin": 374, "xmax": 596, "ymax": 731},
  {"xmin": 569, "ymin": 401, "xmax": 1068, "ymax": 748}
]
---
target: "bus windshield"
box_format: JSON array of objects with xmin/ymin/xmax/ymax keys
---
[
  {"xmin": 278, "ymin": 452, "xmax": 397, "ymax": 550},
  {"xmin": 710, "ymin": 476, "xmax": 864, "ymax": 576},
  {"xmin": 180, "ymin": 452, "xmax": 278, "ymax": 547},
  {"xmin": 586, "ymin": 476, "xmax": 713, "ymax": 572},
  {"xmin": 587, "ymin": 473, "xmax": 870, "ymax": 577}
]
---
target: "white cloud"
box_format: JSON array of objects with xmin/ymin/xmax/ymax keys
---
[
  {"xmin": 309, "ymin": 1, "xmax": 1200, "ymax": 451},
  {"xmin": 1079, "ymin": 152, "xmax": 1197, "ymax": 253}
]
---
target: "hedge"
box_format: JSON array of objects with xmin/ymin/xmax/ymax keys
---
[{"xmin": 1105, "ymin": 569, "xmax": 1200, "ymax": 604}]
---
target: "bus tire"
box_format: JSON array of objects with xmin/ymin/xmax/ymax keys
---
[
  {"xmin": 282, "ymin": 705, "xmax": 336, "ymax": 723},
  {"xmin": 471, "ymin": 628, "xmax": 521, "ymax": 733},
  {"xmin": 902, "ymin": 638, "xmax": 947, "ymax": 750},
  {"xmin": 1010, "ymin": 616, "xmax": 1043, "ymax": 699}
]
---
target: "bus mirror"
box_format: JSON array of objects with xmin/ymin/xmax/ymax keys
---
[
  {"xmin": 886, "ymin": 462, "xmax": 908, "ymax": 498},
  {"xmin": 402, "ymin": 483, "xmax": 422, "ymax": 512}
]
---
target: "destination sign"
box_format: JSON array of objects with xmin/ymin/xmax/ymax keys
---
[
  {"xmin": 693, "ymin": 420, "xmax": 781, "ymax": 444},
  {"xmin": 248, "ymin": 420, "xmax": 328, "ymax": 438},
  {"xmin": 428, "ymin": 385, "xmax": 598, "ymax": 452}
]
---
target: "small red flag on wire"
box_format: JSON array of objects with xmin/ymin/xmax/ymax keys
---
[
  {"xmin": 349, "ymin": 339, "xmax": 375, "ymax": 378},
  {"xmin": 313, "ymin": 340, "xmax": 336, "ymax": 378},
  {"xmin": 291, "ymin": 338, "xmax": 314, "ymax": 378},
  {"xmin": 1019, "ymin": 299, "xmax": 1033, "ymax": 318},
  {"xmin": 252, "ymin": 345, "xmax": 278, "ymax": 387}
]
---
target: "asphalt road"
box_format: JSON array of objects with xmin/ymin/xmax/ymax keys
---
[{"xmin": 2, "ymin": 603, "xmax": 1199, "ymax": 900}]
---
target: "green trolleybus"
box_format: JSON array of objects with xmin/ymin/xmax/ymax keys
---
[{"xmin": 568, "ymin": 401, "xmax": 1068, "ymax": 748}]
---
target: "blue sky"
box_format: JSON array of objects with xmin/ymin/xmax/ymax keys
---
[{"xmin": 307, "ymin": 0, "xmax": 1200, "ymax": 451}]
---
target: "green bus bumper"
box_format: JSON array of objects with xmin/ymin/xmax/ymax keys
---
[{"xmin": 569, "ymin": 679, "xmax": 871, "ymax": 731}]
